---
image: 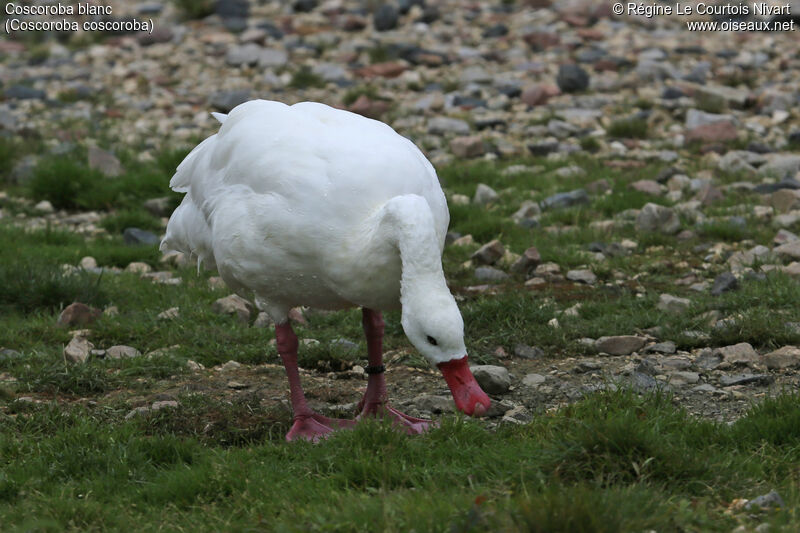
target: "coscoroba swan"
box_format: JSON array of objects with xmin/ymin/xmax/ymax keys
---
[{"xmin": 161, "ymin": 100, "xmax": 490, "ymax": 441}]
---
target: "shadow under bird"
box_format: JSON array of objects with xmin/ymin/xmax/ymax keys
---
[{"xmin": 161, "ymin": 100, "xmax": 491, "ymax": 441}]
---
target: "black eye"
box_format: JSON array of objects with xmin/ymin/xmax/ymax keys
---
[{"xmin": 426, "ymin": 335, "xmax": 438, "ymax": 346}]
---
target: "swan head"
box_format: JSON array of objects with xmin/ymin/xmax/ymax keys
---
[{"xmin": 401, "ymin": 285, "xmax": 491, "ymax": 417}]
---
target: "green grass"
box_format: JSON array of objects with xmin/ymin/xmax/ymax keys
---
[
  {"xmin": 289, "ymin": 67, "xmax": 326, "ymax": 89},
  {"xmin": 606, "ymin": 117, "xmax": 649, "ymax": 139},
  {"xmin": 25, "ymin": 147, "xmax": 186, "ymax": 211},
  {"xmin": 1, "ymin": 389, "xmax": 799, "ymax": 531},
  {"xmin": 2, "ymin": 153, "xmax": 799, "ymax": 530}
]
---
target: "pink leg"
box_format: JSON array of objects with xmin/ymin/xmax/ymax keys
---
[
  {"xmin": 358, "ymin": 308, "xmax": 433, "ymax": 435},
  {"xmin": 276, "ymin": 322, "xmax": 355, "ymax": 442}
]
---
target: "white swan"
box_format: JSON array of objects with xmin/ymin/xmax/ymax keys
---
[{"xmin": 161, "ymin": 100, "xmax": 490, "ymax": 441}]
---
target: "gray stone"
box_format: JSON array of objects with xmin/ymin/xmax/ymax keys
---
[
  {"xmin": 759, "ymin": 155, "xmax": 800, "ymax": 179},
  {"xmin": 685, "ymin": 109, "xmax": 737, "ymax": 129},
  {"xmin": 413, "ymin": 394, "xmax": 454, "ymax": 414},
  {"xmin": 512, "ymin": 201, "xmax": 541, "ymax": 223},
  {"xmin": 210, "ymin": 90, "xmax": 251, "ymax": 113},
  {"xmin": 474, "ymin": 266, "xmax": 509, "ymax": 281},
  {"xmin": 695, "ymin": 350, "xmax": 723, "ymax": 370},
  {"xmin": 657, "ymin": 294, "xmax": 691, "ymax": 313},
  {"xmin": 556, "ymin": 64, "xmax": 590, "ymax": 93},
  {"xmin": 566, "ymin": 269, "xmax": 597, "ymax": 285},
  {"xmin": 88, "ymin": 146, "xmax": 123, "ymax": 177},
  {"xmin": 502, "ymin": 405, "xmax": 533, "ymax": 424},
  {"xmin": 312, "ymin": 63, "xmax": 348, "ymax": 82},
  {"xmin": 719, "ymin": 373, "xmax": 772, "ymax": 387},
  {"xmin": 123, "ymin": 228, "xmax": 159, "ymax": 246},
  {"xmin": 4, "ymin": 85, "xmax": 46, "ymax": 100},
  {"xmin": 541, "ymin": 189, "xmax": 589, "ymax": 210},
  {"xmin": 635, "ymin": 203, "xmax": 681, "ymax": 234},
  {"xmin": 472, "ymin": 183, "xmax": 498, "ymax": 205},
  {"xmin": 575, "ymin": 360, "xmax": 601, "ymax": 373},
  {"xmin": 143, "ymin": 197, "xmax": 172, "ymax": 217},
  {"xmin": 763, "ymin": 346, "xmax": 800, "ymax": 369},
  {"xmin": 212, "ymin": 294, "xmax": 255, "ymax": 323},
  {"xmin": 374, "ymin": 4, "xmax": 399, "ymax": 31},
  {"xmin": 106, "ymin": 345, "xmax": 142, "ymax": 359},
  {"xmin": 646, "ymin": 341, "xmax": 677, "ymax": 354},
  {"xmin": 745, "ymin": 490, "xmax": 785, "ymax": 510},
  {"xmin": 669, "ymin": 371, "xmax": 700, "ymax": 385},
  {"xmin": 253, "ymin": 312, "xmax": 272, "ymax": 328},
  {"xmin": 151, "ymin": 400, "xmax": 179, "ymax": 410},
  {"xmin": 511, "ymin": 247, "xmax": 541, "ymax": 275},
  {"xmin": 226, "ymin": 44, "xmax": 263, "ymax": 66},
  {"xmin": 711, "ymin": 272, "xmax": 738, "ymax": 296},
  {"xmin": 630, "ymin": 371, "xmax": 659, "ymax": 392},
  {"xmin": 596, "ymin": 336, "xmax": 646, "ymax": 355},
  {"xmin": 64, "ymin": 336, "xmax": 93, "ymax": 364},
  {"xmin": 331, "ymin": 338, "xmax": 359, "ymax": 351},
  {"xmin": 471, "ymin": 239, "xmax": 504, "ymax": 265},
  {"xmin": 714, "ymin": 342, "xmax": 758, "ymax": 366},
  {"xmin": 428, "ymin": 117, "xmax": 470, "ymax": 135},
  {"xmin": 450, "ymin": 136, "xmax": 485, "ymax": 158},
  {"xmin": 470, "ymin": 365, "xmax": 511, "ymax": 394},
  {"xmin": 522, "ymin": 373, "xmax": 546, "ymax": 387},
  {"xmin": 514, "ymin": 344, "xmax": 544, "ymax": 359}
]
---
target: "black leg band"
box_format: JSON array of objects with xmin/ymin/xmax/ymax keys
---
[{"xmin": 365, "ymin": 364, "xmax": 386, "ymax": 375}]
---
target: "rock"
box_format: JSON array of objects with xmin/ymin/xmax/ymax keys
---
[
  {"xmin": 566, "ymin": 269, "xmax": 596, "ymax": 284},
  {"xmin": 187, "ymin": 360, "xmax": 204, "ymax": 371},
  {"xmin": 412, "ymin": 394, "xmax": 454, "ymax": 414},
  {"xmin": 450, "ymin": 136, "xmax": 485, "ymax": 158},
  {"xmin": 774, "ymin": 240, "xmax": 800, "ymax": 260},
  {"xmin": 210, "ymin": 90, "xmax": 251, "ymax": 113},
  {"xmin": 471, "ymin": 239, "xmax": 505, "ymax": 265},
  {"xmin": 374, "ymin": 4, "xmax": 399, "ymax": 31},
  {"xmin": 745, "ymin": 490, "xmax": 785, "ymax": 511},
  {"xmin": 88, "ymin": 146, "xmax": 123, "ymax": 177},
  {"xmin": 470, "ymin": 365, "xmax": 511, "ymax": 394},
  {"xmin": 686, "ymin": 121, "xmax": 739, "ymax": 143},
  {"xmin": 695, "ymin": 350, "xmax": 723, "ymax": 370},
  {"xmin": 596, "ymin": 336, "xmax": 646, "ymax": 355},
  {"xmin": 482, "ymin": 23, "xmax": 508, "ymax": 38},
  {"xmin": 774, "ymin": 229, "xmax": 799, "ymax": 246},
  {"xmin": 556, "ymin": 64, "xmax": 590, "ymax": 93},
  {"xmin": 763, "ymin": 346, "xmax": 800, "ymax": 369},
  {"xmin": 227, "ymin": 381, "xmax": 248, "ymax": 390},
  {"xmin": 685, "ymin": 109, "xmax": 736, "ymax": 129},
  {"xmin": 347, "ymin": 95, "xmax": 390, "ymax": 120},
  {"xmin": 669, "ymin": 371, "xmax": 700, "ymax": 385},
  {"xmin": 541, "ymin": 189, "xmax": 589, "ymax": 210},
  {"xmin": 646, "ymin": 341, "xmax": 677, "ymax": 354},
  {"xmin": 760, "ymin": 155, "xmax": 800, "ymax": 179},
  {"xmin": 151, "ymin": 400, "xmax": 179, "ymax": 411},
  {"xmin": 253, "ymin": 312, "xmax": 272, "ymax": 328},
  {"xmin": 143, "ymin": 197, "xmax": 172, "ymax": 217},
  {"xmin": 630, "ymin": 180, "xmax": 662, "ymax": 195},
  {"xmin": 79, "ymin": 256, "xmax": 98, "ymax": 269},
  {"xmin": 125, "ymin": 262, "xmax": 152, "ymax": 274},
  {"xmin": 719, "ymin": 373, "xmax": 772, "ymax": 387},
  {"xmin": 521, "ymin": 85, "xmax": 557, "ymax": 107},
  {"xmin": 522, "ymin": 373, "xmax": 546, "ymax": 387},
  {"xmin": 125, "ymin": 407, "xmax": 151, "ymax": 419},
  {"xmin": 4, "ymin": 85, "xmax": 46, "ymax": 100},
  {"xmin": 630, "ymin": 371, "xmax": 659, "ymax": 392},
  {"xmin": 106, "ymin": 345, "xmax": 141, "ymax": 359},
  {"xmin": 64, "ymin": 336, "xmax": 94, "ymax": 364},
  {"xmin": 511, "ymin": 247, "xmax": 541, "ymax": 275},
  {"xmin": 635, "ymin": 203, "xmax": 680, "ymax": 234},
  {"xmin": 34, "ymin": 200, "xmax": 54, "ymax": 213},
  {"xmin": 657, "ymin": 294, "xmax": 691, "ymax": 313},
  {"xmin": 428, "ymin": 117, "xmax": 470, "ymax": 135},
  {"xmin": 57, "ymin": 303, "xmax": 101, "ymax": 327},
  {"xmin": 711, "ymin": 272, "xmax": 738, "ymax": 296},
  {"xmin": 212, "ymin": 294, "xmax": 255, "ymax": 323},
  {"xmin": 123, "ymin": 228, "xmax": 159, "ymax": 246},
  {"xmin": 770, "ymin": 189, "xmax": 800, "ymax": 213},
  {"xmin": 514, "ymin": 344, "xmax": 544, "ymax": 359},
  {"xmin": 293, "ymin": 0, "xmax": 317, "ymax": 12},
  {"xmin": 715, "ymin": 342, "xmax": 759, "ymax": 366},
  {"xmin": 502, "ymin": 405, "xmax": 533, "ymax": 424},
  {"xmin": 474, "ymin": 266, "xmax": 509, "ymax": 281},
  {"xmin": 158, "ymin": 307, "xmax": 180, "ymax": 320}
]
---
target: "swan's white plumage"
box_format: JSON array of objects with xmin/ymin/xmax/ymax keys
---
[{"xmin": 161, "ymin": 100, "xmax": 450, "ymax": 325}]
